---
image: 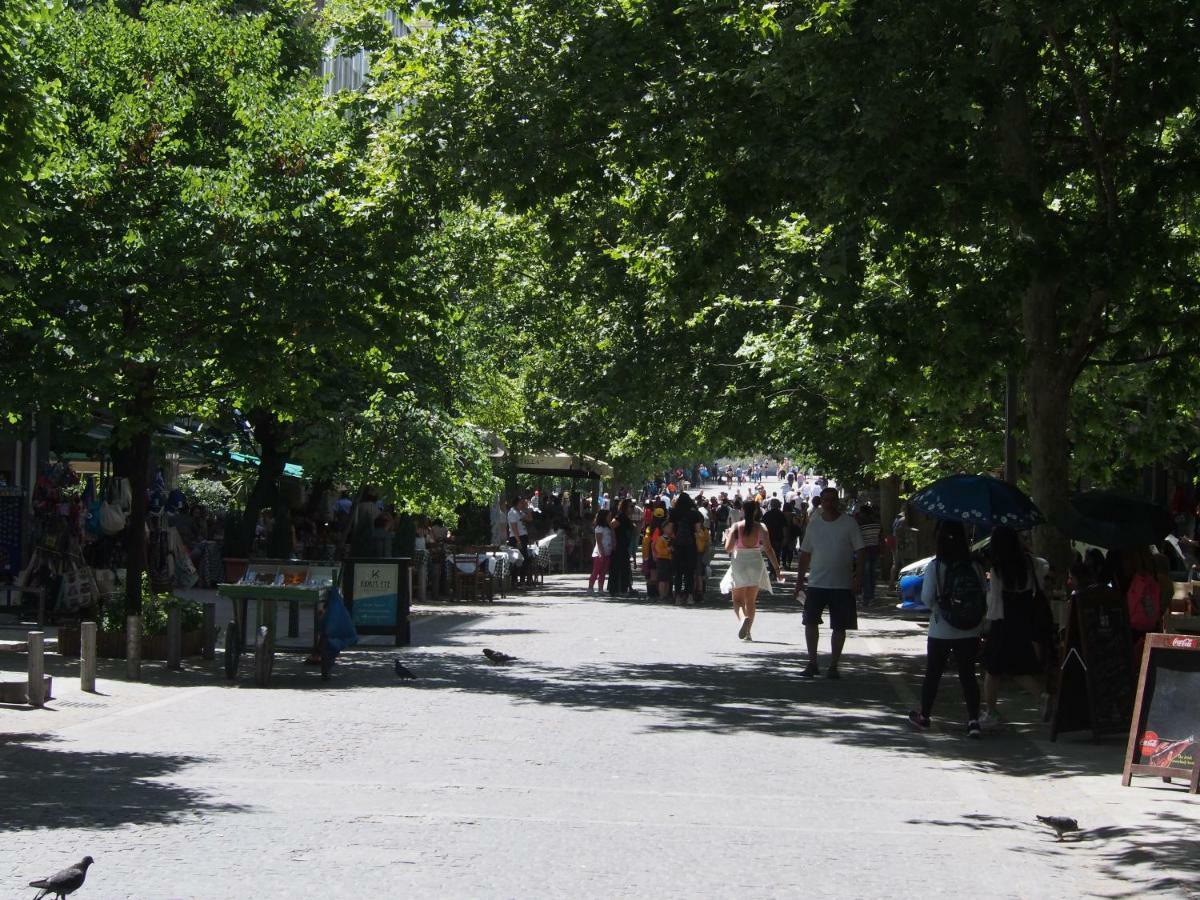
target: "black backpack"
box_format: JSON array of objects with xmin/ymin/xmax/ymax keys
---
[{"xmin": 935, "ymin": 561, "xmax": 987, "ymax": 630}]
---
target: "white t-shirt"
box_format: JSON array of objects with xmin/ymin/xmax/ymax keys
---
[
  {"xmin": 800, "ymin": 512, "xmax": 865, "ymax": 589},
  {"xmin": 507, "ymin": 507, "xmax": 527, "ymax": 538},
  {"xmin": 592, "ymin": 525, "xmax": 613, "ymax": 558}
]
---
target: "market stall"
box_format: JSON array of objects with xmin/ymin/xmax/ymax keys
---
[{"xmin": 217, "ymin": 559, "xmax": 340, "ymax": 685}]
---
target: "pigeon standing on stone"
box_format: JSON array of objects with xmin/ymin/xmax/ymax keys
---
[
  {"xmin": 483, "ymin": 648, "xmax": 517, "ymax": 664},
  {"xmin": 29, "ymin": 856, "xmax": 93, "ymax": 899},
  {"xmin": 394, "ymin": 659, "xmax": 417, "ymax": 679},
  {"xmin": 1036, "ymin": 815, "xmax": 1080, "ymax": 841}
]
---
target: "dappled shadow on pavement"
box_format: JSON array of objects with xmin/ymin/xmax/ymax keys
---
[
  {"xmin": 0, "ymin": 733, "xmax": 247, "ymax": 832},
  {"xmin": 908, "ymin": 809, "xmax": 1200, "ymax": 897},
  {"xmin": 291, "ymin": 644, "xmax": 1125, "ymax": 782}
]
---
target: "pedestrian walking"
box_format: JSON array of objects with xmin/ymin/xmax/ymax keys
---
[
  {"xmin": 908, "ymin": 521, "xmax": 987, "ymax": 737},
  {"xmin": 981, "ymin": 525, "xmax": 1054, "ymax": 728},
  {"xmin": 669, "ymin": 493, "xmax": 704, "ymax": 605},
  {"xmin": 795, "ymin": 487, "xmax": 864, "ymax": 678},
  {"xmin": 721, "ymin": 499, "xmax": 781, "ymax": 641},
  {"xmin": 762, "ymin": 498, "xmax": 787, "ymax": 568},
  {"xmin": 856, "ymin": 502, "xmax": 882, "ymax": 606}
]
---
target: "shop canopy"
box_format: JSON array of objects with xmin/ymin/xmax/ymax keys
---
[{"xmin": 514, "ymin": 451, "xmax": 613, "ymax": 480}]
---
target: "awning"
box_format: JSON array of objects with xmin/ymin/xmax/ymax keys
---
[{"xmin": 514, "ymin": 451, "xmax": 613, "ymax": 480}]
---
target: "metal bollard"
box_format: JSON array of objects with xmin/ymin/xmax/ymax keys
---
[
  {"xmin": 167, "ymin": 604, "xmax": 182, "ymax": 671},
  {"xmin": 81, "ymin": 621, "xmax": 97, "ymax": 692},
  {"xmin": 202, "ymin": 603, "xmax": 215, "ymax": 660},
  {"xmin": 27, "ymin": 631, "xmax": 45, "ymax": 707}
]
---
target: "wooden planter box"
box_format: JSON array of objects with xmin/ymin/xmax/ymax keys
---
[{"xmin": 58, "ymin": 626, "xmax": 204, "ymax": 660}]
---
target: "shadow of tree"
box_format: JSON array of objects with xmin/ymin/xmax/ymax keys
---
[
  {"xmin": 909, "ymin": 809, "xmax": 1200, "ymax": 897},
  {"xmin": 262, "ymin": 644, "xmax": 1126, "ymax": 781},
  {"xmin": 0, "ymin": 733, "xmax": 247, "ymax": 832}
]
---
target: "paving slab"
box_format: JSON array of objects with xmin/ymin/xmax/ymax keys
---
[{"xmin": 1, "ymin": 562, "xmax": 1197, "ymax": 899}]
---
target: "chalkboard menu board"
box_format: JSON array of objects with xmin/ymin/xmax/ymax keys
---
[
  {"xmin": 1122, "ymin": 633, "xmax": 1200, "ymax": 794},
  {"xmin": 343, "ymin": 557, "xmax": 412, "ymax": 646},
  {"xmin": 1050, "ymin": 588, "xmax": 1135, "ymax": 741}
]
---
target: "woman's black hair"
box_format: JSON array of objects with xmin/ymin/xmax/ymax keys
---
[
  {"xmin": 990, "ymin": 525, "xmax": 1028, "ymax": 588},
  {"xmin": 935, "ymin": 521, "xmax": 971, "ymax": 564},
  {"xmin": 742, "ymin": 498, "xmax": 760, "ymax": 524},
  {"xmin": 594, "ymin": 509, "xmax": 609, "ymax": 527}
]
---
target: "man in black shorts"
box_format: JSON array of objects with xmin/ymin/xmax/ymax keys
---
[{"xmin": 794, "ymin": 487, "xmax": 865, "ymax": 679}]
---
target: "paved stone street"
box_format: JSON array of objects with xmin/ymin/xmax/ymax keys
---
[{"xmin": 3, "ymin": 557, "xmax": 1199, "ymax": 898}]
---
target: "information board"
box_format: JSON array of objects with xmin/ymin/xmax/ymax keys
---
[
  {"xmin": 343, "ymin": 557, "xmax": 411, "ymax": 645},
  {"xmin": 0, "ymin": 489, "xmax": 23, "ymax": 577},
  {"xmin": 1050, "ymin": 588, "xmax": 1135, "ymax": 741},
  {"xmin": 1123, "ymin": 633, "xmax": 1200, "ymax": 793}
]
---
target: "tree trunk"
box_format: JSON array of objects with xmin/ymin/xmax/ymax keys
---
[
  {"xmin": 1022, "ymin": 281, "xmax": 1073, "ymax": 583},
  {"xmin": 232, "ymin": 410, "xmax": 288, "ymax": 558},
  {"xmin": 117, "ymin": 428, "xmax": 152, "ymax": 618}
]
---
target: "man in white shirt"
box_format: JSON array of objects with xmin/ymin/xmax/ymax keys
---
[
  {"xmin": 507, "ymin": 497, "xmax": 531, "ymax": 586},
  {"xmin": 795, "ymin": 487, "xmax": 865, "ymax": 679}
]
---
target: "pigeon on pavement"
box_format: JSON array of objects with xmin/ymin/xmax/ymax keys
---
[
  {"xmin": 483, "ymin": 648, "xmax": 517, "ymax": 664},
  {"xmin": 394, "ymin": 660, "xmax": 417, "ymax": 680},
  {"xmin": 1036, "ymin": 815, "xmax": 1080, "ymax": 841},
  {"xmin": 29, "ymin": 856, "xmax": 93, "ymax": 899}
]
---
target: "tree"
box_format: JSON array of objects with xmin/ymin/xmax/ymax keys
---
[
  {"xmin": 0, "ymin": 0, "xmax": 49, "ymax": 260},
  {"xmin": 4, "ymin": 0, "xmax": 338, "ymax": 641},
  {"xmin": 384, "ymin": 1, "xmax": 1200, "ymax": 564}
]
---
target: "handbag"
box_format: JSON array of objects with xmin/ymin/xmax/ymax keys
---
[{"xmin": 99, "ymin": 501, "xmax": 126, "ymax": 535}]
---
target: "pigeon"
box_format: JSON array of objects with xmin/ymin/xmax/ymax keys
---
[
  {"xmin": 1036, "ymin": 815, "xmax": 1080, "ymax": 841},
  {"xmin": 394, "ymin": 660, "xmax": 417, "ymax": 680},
  {"xmin": 29, "ymin": 856, "xmax": 93, "ymax": 899},
  {"xmin": 483, "ymin": 648, "xmax": 517, "ymax": 665}
]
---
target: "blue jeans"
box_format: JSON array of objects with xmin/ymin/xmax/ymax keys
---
[{"xmin": 861, "ymin": 554, "xmax": 878, "ymax": 604}]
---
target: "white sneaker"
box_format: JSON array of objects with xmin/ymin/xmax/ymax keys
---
[{"xmin": 979, "ymin": 711, "xmax": 1002, "ymax": 731}]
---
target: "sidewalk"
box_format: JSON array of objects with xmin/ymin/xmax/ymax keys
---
[{"xmin": 2, "ymin": 564, "xmax": 1198, "ymax": 898}]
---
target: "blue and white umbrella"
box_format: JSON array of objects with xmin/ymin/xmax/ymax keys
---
[{"xmin": 911, "ymin": 474, "xmax": 1044, "ymax": 530}]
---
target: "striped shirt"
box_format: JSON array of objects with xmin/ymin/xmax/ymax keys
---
[{"xmin": 859, "ymin": 521, "xmax": 882, "ymax": 548}]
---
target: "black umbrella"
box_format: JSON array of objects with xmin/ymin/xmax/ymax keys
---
[{"xmin": 1055, "ymin": 490, "xmax": 1174, "ymax": 549}]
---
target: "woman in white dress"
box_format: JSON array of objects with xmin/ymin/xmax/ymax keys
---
[{"xmin": 721, "ymin": 499, "xmax": 781, "ymax": 641}]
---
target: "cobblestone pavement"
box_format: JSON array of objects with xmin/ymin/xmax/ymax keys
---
[{"xmin": 2, "ymin": 546, "xmax": 1199, "ymax": 898}]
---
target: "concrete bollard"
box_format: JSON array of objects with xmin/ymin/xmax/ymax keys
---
[
  {"xmin": 27, "ymin": 631, "xmax": 45, "ymax": 707},
  {"xmin": 167, "ymin": 604, "xmax": 182, "ymax": 671},
  {"xmin": 81, "ymin": 621, "xmax": 97, "ymax": 692},
  {"xmin": 202, "ymin": 603, "xmax": 215, "ymax": 660},
  {"xmin": 126, "ymin": 615, "xmax": 142, "ymax": 681}
]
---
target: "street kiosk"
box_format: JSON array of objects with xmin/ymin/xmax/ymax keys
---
[{"xmin": 217, "ymin": 559, "xmax": 340, "ymax": 686}]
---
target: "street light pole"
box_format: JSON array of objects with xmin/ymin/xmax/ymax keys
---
[{"xmin": 1004, "ymin": 367, "xmax": 1018, "ymax": 484}]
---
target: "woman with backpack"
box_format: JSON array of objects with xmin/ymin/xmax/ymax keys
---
[
  {"xmin": 980, "ymin": 525, "xmax": 1054, "ymax": 729},
  {"xmin": 908, "ymin": 521, "xmax": 987, "ymax": 738}
]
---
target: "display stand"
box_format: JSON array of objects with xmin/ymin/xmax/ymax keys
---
[
  {"xmin": 1122, "ymin": 633, "xmax": 1200, "ymax": 794},
  {"xmin": 343, "ymin": 557, "xmax": 411, "ymax": 646},
  {"xmin": 1050, "ymin": 587, "xmax": 1135, "ymax": 741},
  {"xmin": 217, "ymin": 559, "xmax": 339, "ymax": 686}
]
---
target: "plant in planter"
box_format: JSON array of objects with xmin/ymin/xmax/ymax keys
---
[{"xmin": 61, "ymin": 577, "xmax": 206, "ymax": 659}]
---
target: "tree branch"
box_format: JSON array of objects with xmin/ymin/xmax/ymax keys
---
[
  {"xmin": 1086, "ymin": 344, "xmax": 1194, "ymax": 367},
  {"xmin": 1065, "ymin": 286, "xmax": 1109, "ymax": 377},
  {"xmin": 1044, "ymin": 23, "xmax": 1120, "ymax": 231}
]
